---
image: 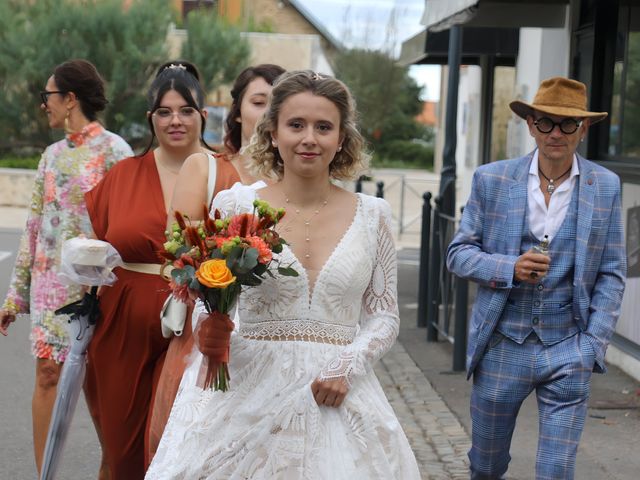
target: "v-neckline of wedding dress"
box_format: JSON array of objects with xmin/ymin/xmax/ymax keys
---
[{"xmin": 282, "ymin": 194, "xmax": 362, "ymax": 307}]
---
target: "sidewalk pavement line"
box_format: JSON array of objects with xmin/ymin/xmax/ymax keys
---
[{"xmin": 375, "ymin": 342, "xmax": 471, "ymax": 480}]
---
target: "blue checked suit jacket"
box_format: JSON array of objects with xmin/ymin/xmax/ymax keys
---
[{"xmin": 446, "ymin": 152, "xmax": 626, "ymax": 378}]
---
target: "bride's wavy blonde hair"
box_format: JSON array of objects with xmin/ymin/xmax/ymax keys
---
[{"xmin": 247, "ymin": 70, "xmax": 368, "ymax": 181}]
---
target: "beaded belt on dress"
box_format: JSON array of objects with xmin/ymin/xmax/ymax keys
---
[{"xmin": 239, "ymin": 320, "xmax": 355, "ymax": 346}]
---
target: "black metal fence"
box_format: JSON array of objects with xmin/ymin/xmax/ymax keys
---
[
  {"xmin": 353, "ymin": 179, "xmax": 469, "ymax": 372},
  {"xmin": 416, "ymin": 193, "xmax": 469, "ymax": 372}
]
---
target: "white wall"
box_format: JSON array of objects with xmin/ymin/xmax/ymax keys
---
[
  {"xmin": 456, "ymin": 66, "xmax": 482, "ymax": 206},
  {"xmin": 507, "ymin": 23, "xmax": 571, "ymax": 158}
]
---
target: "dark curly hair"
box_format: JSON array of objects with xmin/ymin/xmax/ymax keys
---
[{"xmin": 223, "ymin": 64, "xmax": 285, "ymax": 154}]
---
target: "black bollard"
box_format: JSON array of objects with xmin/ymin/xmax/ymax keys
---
[
  {"xmin": 417, "ymin": 192, "xmax": 432, "ymax": 328},
  {"xmin": 355, "ymin": 175, "xmax": 363, "ymax": 193},
  {"xmin": 426, "ymin": 196, "xmax": 442, "ymax": 341},
  {"xmin": 376, "ymin": 181, "xmax": 384, "ymax": 198}
]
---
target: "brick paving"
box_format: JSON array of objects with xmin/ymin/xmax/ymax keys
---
[{"xmin": 375, "ymin": 343, "xmax": 471, "ymax": 480}]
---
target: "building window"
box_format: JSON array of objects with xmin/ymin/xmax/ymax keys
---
[
  {"xmin": 183, "ymin": 0, "xmax": 216, "ymax": 19},
  {"xmin": 609, "ymin": 4, "xmax": 640, "ymax": 158}
]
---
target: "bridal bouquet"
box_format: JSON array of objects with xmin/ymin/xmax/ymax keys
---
[{"xmin": 161, "ymin": 201, "xmax": 297, "ymax": 391}]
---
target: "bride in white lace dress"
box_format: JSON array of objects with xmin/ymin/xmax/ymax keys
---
[{"xmin": 146, "ymin": 70, "xmax": 421, "ymax": 479}]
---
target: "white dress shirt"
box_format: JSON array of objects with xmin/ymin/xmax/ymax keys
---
[{"xmin": 527, "ymin": 150, "xmax": 580, "ymax": 242}]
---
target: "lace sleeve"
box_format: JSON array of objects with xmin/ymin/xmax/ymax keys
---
[{"xmin": 318, "ymin": 199, "xmax": 399, "ymax": 387}]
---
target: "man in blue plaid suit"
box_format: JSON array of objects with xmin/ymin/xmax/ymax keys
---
[{"xmin": 447, "ymin": 77, "xmax": 626, "ymax": 479}]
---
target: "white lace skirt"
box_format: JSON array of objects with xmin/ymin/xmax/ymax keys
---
[{"xmin": 146, "ymin": 335, "xmax": 421, "ymax": 480}]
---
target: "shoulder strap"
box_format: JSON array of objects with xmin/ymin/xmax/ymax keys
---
[{"xmin": 206, "ymin": 153, "xmax": 217, "ymax": 206}]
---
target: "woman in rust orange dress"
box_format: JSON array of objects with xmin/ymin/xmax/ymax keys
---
[
  {"xmin": 146, "ymin": 63, "xmax": 286, "ymax": 465},
  {"xmin": 83, "ymin": 60, "xmax": 240, "ymax": 479}
]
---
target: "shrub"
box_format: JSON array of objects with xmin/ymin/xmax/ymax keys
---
[
  {"xmin": 0, "ymin": 155, "xmax": 40, "ymax": 169},
  {"xmin": 373, "ymin": 140, "xmax": 434, "ymax": 170}
]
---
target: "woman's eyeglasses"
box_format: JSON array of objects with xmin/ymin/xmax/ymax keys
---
[
  {"xmin": 533, "ymin": 117, "xmax": 582, "ymax": 134},
  {"xmin": 39, "ymin": 90, "xmax": 66, "ymax": 104},
  {"xmin": 152, "ymin": 106, "xmax": 199, "ymax": 124}
]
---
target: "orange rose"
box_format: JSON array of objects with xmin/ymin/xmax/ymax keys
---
[{"xmin": 196, "ymin": 259, "xmax": 236, "ymax": 288}]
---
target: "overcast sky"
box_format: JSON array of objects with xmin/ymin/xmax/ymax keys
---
[
  {"xmin": 297, "ymin": 0, "xmax": 425, "ymax": 51},
  {"xmin": 296, "ymin": 0, "xmax": 441, "ymax": 101}
]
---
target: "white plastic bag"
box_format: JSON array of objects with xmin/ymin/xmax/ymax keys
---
[{"xmin": 58, "ymin": 238, "xmax": 123, "ymax": 287}]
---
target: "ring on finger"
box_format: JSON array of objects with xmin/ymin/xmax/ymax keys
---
[{"xmin": 530, "ymin": 270, "xmax": 538, "ymax": 279}]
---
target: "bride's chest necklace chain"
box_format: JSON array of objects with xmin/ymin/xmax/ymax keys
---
[{"xmin": 282, "ymin": 192, "xmax": 330, "ymax": 266}]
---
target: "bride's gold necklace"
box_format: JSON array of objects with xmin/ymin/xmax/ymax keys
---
[{"xmin": 284, "ymin": 186, "xmax": 331, "ymax": 261}]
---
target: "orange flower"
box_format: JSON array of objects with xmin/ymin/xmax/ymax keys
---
[
  {"xmin": 247, "ymin": 236, "xmax": 272, "ymax": 264},
  {"xmin": 196, "ymin": 259, "xmax": 236, "ymax": 288},
  {"xmin": 227, "ymin": 213, "xmax": 259, "ymax": 237}
]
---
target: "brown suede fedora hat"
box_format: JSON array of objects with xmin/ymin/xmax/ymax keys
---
[{"xmin": 509, "ymin": 77, "xmax": 608, "ymax": 124}]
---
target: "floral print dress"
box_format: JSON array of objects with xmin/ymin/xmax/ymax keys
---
[{"xmin": 2, "ymin": 122, "xmax": 132, "ymax": 362}]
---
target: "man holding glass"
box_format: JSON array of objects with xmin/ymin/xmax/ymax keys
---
[{"xmin": 447, "ymin": 77, "xmax": 626, "ymax": 479}]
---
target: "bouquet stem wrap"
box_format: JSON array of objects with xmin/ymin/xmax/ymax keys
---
[{"xmin": 195, "ymin": 310, "xmax": 234, "ymax": 391}]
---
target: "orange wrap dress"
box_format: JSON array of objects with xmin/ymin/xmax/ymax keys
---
[
  {"xmin": 83, "ymin": 151, "xmax": 241, "ymax": 477},
  {"xmin": 83, "ymin": 152, "xmax": 171, "ymax": 478}
]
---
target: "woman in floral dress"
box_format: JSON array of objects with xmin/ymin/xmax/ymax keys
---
[{"xmin": 0, "ymin": 59, "xmax": 132, "ymax": 474}]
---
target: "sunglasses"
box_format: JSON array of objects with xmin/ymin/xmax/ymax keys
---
[
  {"xmin": 533, "ymin": 117, "xmax": 582, "ymax": 135},
  {"xmin": 40, "ymin": 90, "xmax": 66, "ymax": 105}
]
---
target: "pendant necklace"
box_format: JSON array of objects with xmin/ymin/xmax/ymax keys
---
[
  {"xmin": 539, "ymin": 165, "xmax": 572, "ymax": 194},
  {"xmin": 284, "ymin": 186, "xmax": 331, "ymax": 261}
]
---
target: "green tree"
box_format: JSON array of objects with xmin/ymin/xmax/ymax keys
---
[
  {"xmin": 0, "ymin": 0, "xmax": 173, "ymax": 150},
  {"xmin": 334, "ymin": 48, "xmax": 434, "ymax": 169},
  {"xmin": 181, "ymin": 10, "xmax": 250, "ymax": 93},
  {"xmin": 0, "ymin": 0, "xmax": 250, "ymax": 154}
]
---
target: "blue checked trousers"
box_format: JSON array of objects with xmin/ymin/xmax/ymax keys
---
[{"xmin": 469, "ymin": 332, "xmax": 596, "ymax": 480}]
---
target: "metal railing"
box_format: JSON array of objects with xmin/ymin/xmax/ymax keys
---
[
  {"xmin": 352, "ymin": 172, "xmax": 441, "ymax": 239},
  {"xmin": 416, "ymin": 193, "xmax": 469, "ymax": 372}
]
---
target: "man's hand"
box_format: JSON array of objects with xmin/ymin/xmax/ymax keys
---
[
  {"xmin": 0, "ymin": 310, "xmax": 16, "ymax": 336},
  {"xmin": 311, "ymin": 377, "xmax": 349, "ymax": 408},
  {"xmin": 514, "ymin": 250, "xmax": 551, "ymax": 284}
]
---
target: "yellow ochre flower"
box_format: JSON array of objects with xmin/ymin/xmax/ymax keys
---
[{"xmin": 196, "ymin": 259, "xmax": 236, "ymax": 288}]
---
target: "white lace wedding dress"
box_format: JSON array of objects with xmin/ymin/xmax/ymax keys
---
[{"xmin": 145, "ymin": 185, "xmax": 421, "ymax": 479}]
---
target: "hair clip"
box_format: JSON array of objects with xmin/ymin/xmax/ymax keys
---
[
  {"xmin": 166, "ymin": 63, "xmax": 187, "ymax": 71},
  {"xmin": 311, "ymin": 72, "xmax": 325, "ymax": 81}
]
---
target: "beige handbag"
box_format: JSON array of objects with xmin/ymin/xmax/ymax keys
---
[{"xmin": 160, "ymin": 295, "xmax": 188, "ymax": 338}]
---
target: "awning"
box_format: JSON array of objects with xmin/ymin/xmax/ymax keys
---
[
  {"xmin": 423, "ymin": 0, "xmax": 569, "ymax": 33},
  {"xmin": 398, "ymin": 27, "xmax": 519, "ymax": 67}
]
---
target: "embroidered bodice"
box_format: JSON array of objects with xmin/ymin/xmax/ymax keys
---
[{"xmin": 209, "ymin": 183, "xmax": 400, "ymax": 386}]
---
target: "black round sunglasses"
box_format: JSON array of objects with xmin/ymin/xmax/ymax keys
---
[{"xmin": 533, "ymin": 117, "xmax": 582, "ymax": 134}]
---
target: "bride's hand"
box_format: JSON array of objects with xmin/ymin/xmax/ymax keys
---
[{"xmin": 311, "ymin": 377, "xmax": 349, "ymax": 408}]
